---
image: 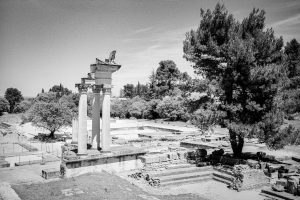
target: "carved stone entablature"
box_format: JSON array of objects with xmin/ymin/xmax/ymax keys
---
[
  {"xmin": 90, "ymin": 64, "xmax": 121, "ymax": 73},
  {"xmin": 92, "ymin": 84, "xmax": 102, "ymax": 93},
  {"xmin": 75, "ymin": 83, "xmax": 90, "ymax": 93}
]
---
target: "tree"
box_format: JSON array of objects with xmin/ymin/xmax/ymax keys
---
[
  {"xmin": 156, "ymin": 60, "xmax": 180, "ymax": 98},
  {"xmin": 156, "ymin": 95, "xmax": 185, "ymax": 121},
  {"xmin": 285, "ymin": 39, "xmax": 300, "ymax": 80},
  {"xmin": 123, "ymin": 84, "xmax": 135, "ymax": 98},
  {"xmin": 147, "ymin": 70, "xmax": 158, "ymax": 99},
  {"xmin": 0, "ymin": 97, "xmax": 9, "ymax": 115},
  {"xmin": 128, "ymin": 97, "xmax": 147, "ymax": 118},
  {"xmin": 49, "ymin": 84, "xmax": 72, "ymax": 97},
  {"xmin": 276, "ymin": 39, "xmax": 300, "ymax": 116},
  {"xmin": 14, "ymin": 100, "xmax": 32, "ymax": 113},
  {"xmin": 59, "ymin": 93, "xmax": 80, "ymax": 116},
  {"xmin": 136, "ymin": 82, "xmax": 141, "ymax": 96},
  {"xmin": 35, "ymin": 92, "xmax": 57, "ymax": 103},
  {"xmin": 4, "ymin": 88, "xmax": 24, "ymax": 113},
  {"xmin": 41, "ymin": 88, "xmax": 45, "ymax": 93},
  {"xmin": 183, "ymin": 4, "xmax": 285, "ymax": 156},
  {"xmin": 27, "ymin": 102, "xmax": 72, "ymax": 138}
]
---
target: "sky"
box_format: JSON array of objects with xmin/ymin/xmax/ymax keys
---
[{"xmin": 0, "ymin": 0, "xmax": 299, "ymax": 97}]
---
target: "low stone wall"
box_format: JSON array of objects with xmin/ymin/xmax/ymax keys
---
[
  {"xmin": 61, "ymin": 151, "xmax": 146, "ymax": 178},
  {"xmin": 138, "ymin": 151, "xmax": 187, "ymax": 165}
]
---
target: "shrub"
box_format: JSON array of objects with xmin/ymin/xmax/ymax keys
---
[
  {"xmin": 0, "ymin": 97, "xmax": 9, "ymax": 115},
  {"xmin": 128, "ymin": 97, "xmax": 147, "ymax": 118},
  {"xmin": 144, "ymin": 99, "xmax": 160, "ymax": 119},
  {"xmin": 190, "ymin": 107, "xmax": 226, "ymax": 133},
  {"xmin": 111, "ymin": 98, "xmax": 130, "ymax": 118},
  {"xmin": 156, "ymin": 96, "xmax": 185, "ymax": 121}
]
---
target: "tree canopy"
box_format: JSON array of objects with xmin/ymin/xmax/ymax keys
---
[
  {"xmin": 183, "ymin": 3, "xmax": 285, "ymax": 156},
  {"xmin": 4, "ymin": 88, "xmax": 24, "ymax": 113},
  {"xmin": 27, "ymin": 102, "xmax": 72, "ymax": 138},
  {"xmin": 0, "ymin": 97, "xmax": 9, "ymax": 115}
]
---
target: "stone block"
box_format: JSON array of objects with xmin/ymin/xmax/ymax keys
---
[
  {"xmin": 287, "ymin": 178, "xmax": 298, "ymax": 195},
  {"xmin": 167, "ymin": 152, "xmax": 178, "ymax": 160},
  {"xmin": 271, "ymin": 184, "xmax": 284, "ymax": 192},
  {"xmin": 269, "ymin": 171, "xmax": 278, "ymax": 179},
  {"xmin": 267, "ymin": 164, "xmax": 282, "ymax": 172},
  {"xmin": 247, "ymin": 159, "xmax": 259, "ymax": 168},
  {"xmin": 260, "ymin": 162, "xmax": 267, "ymax": 170},
  {"xmin": 139, "ymin": 155, "xmax": 160, "ymax": 164},
  {"xmin": 42, "ymin": 168, "xmax": 60, "ymax": 179},
  {"xmin": 159, "ymin": 154, "xmax": 169, "ymax": 162},
  {"xmin": 265, "ymin": 155, "xmax": 276, "ymax": 162},
  {"xmin": 177, "ymin": 151, "xmax": 187, "ymax": 160},
  {"xmin": 276, "ymin": 179, "xmax": 287, "ymax": 188}
]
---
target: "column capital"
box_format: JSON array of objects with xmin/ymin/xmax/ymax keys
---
[
  {"xmin": 75, "ymin": 83, "xmax": 90, "ymax": 93},
  {"xmin": 102, "ymin": 88, "xmax": 111, "ymax": 95},
  {"xmin": 102, "ymin": 84, "xmax": 112, "ymax": 95},
  {"xmin": 92, "ymin": 84, "xmax": 102, "ymax": 93}
]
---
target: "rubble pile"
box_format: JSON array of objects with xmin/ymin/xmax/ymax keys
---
[
  {"xmin": 230, "ymin": 164, "xmax": 270, "ymax": 191},
  {"xmin": 268, "ymin": 163, "xmax": 300, "ymax": 196},
  {"xmin": 128, "ymin": 171, "xmax": 160, "ymax": 187}
]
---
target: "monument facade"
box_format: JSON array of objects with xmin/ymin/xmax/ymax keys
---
[{"xmin": 73, "ymin": 51, "xmax": 121, "ymax": 154}]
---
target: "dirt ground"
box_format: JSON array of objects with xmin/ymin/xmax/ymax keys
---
[{"xmin": 12, "ymin": 172, "xmax": 205, "ymax": 200}]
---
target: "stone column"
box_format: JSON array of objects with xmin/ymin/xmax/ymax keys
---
[
  {"xmin": 92, "ymin": 85, "xmax": 102, "ymax": 150},
  {"xmin": 77, "ymin": 84, "xmax": 88, "ymax": 155},
  {"xmin": 101, "ymin": 85, "xmax": 111, "ymax": 152},
  {"xmin": 71, "ymin": 118, "xmax": 78, "ymax": 144}
]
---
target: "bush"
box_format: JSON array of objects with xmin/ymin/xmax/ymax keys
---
[
  {"xmin": 0, "ymin": 97, "xmax": 9, "ymax": 115},
  {"xmin": 280, "ymin": 125, "xmax": 300, "ymax": 146},
  {"xmin": 111, "ymin": 98, "xmax": 130, "ymax": 118},
  {"xmin": 190, "ymin": 107, "xmax": 226, "ymax": 133},
  {"xmin": 156, "ymin": 96, "xmax": 185, "ymax": 121},
  {"xmin": 128, "ymin": 97, "xmax": 147, "ymax": 118},
  {"xmin": 144, "ymin": 99, "xmax": 160, "ymax": 119}
]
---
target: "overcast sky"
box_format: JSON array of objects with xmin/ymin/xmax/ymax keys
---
[{"xmin": 1, "ymin": 0, "xmax": 299, "ymax": 97}]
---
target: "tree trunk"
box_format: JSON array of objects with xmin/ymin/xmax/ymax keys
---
[
  {"xmin": 229, "ymin": 129, "xmax": 244, "ymax": 157},
  {"xmin": 49, "ymin": 130, "xmax": 55, "ymax": 138}
]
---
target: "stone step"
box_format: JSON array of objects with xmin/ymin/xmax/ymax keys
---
[
  {"xmin": 166, "ymin": 163, "xmax": 195, "ymax": 170},
  {"xmin": 150, "ymin": 166, "xmax": 212, "ymax": 177},
  {"xmin": 213, "ymin": 167, "xmax": 234, "ymax": 176},
  {"xmin": 157, "ymin": 171, "xmax": 212, "ymax": 183},
  {"xmin": 160, "ymin": 176, "xmax": 212, "ymax": 187},
  {"xmin": 212, "ymin": 172, "xmax": 234, "ymax": 182},
  {"xmin": 260, "ymin": 189, "xmax": 300, "ymax": 200},
  {"xmin": 212, "ymin": 176, "xmax": 232, "ymax": 185},
  {"xmin": 259, "ymin": 192, "xmax": 286, "ymax": 200}
]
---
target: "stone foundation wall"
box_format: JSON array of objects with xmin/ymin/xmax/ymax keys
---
[
  {"xmin": 61, "ymin": 152, "xmax": 146, "ymax": 178},
  {"xmin": 138, "ymin": 151, "xmax": 187, "ymax": 165},
  {"xmin": 240, "ymin": 169, "xmax": 270, "ymax": 190}
]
